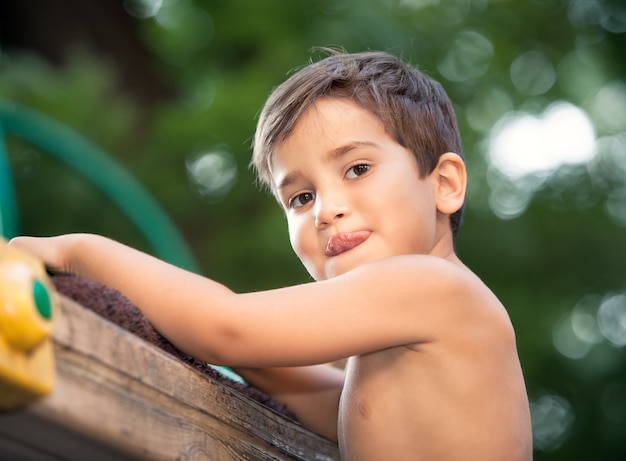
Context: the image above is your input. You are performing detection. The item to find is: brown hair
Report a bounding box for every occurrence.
[252,50,465,238]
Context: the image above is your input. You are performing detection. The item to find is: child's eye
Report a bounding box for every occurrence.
[289,192,315,209]
[346,164,370,179]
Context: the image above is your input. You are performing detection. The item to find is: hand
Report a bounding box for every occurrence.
[8,234,85,275]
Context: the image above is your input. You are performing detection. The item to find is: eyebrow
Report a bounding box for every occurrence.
[275,172,299,192]
[275,141,379,191]
[324,141,377,161]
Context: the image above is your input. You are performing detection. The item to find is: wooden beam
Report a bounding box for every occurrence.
[0,296,340,460]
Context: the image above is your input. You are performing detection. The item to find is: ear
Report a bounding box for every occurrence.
[433,152,466,215]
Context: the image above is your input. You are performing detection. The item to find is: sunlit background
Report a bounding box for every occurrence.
[1,0,625,459]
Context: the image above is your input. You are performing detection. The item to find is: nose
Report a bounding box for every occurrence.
[314,192,348,229]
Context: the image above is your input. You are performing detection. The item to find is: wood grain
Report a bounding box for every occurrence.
[0,296,340,461]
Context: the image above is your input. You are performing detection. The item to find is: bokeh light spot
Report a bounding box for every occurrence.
[553,312,592,359]
[553,295,603,359]
[488,102,596,179]
[486,172,535,219]
[438,30,493,82]
[530,394,575,452]
[571,295,603,345]
[589,133,626,190]
[510,50,556,96]
[466,86,513,133]
[588,81,626,135]
[597,292,626,346]
[124,0,163,19]
[186,150,238,199]
[605,186,626,228]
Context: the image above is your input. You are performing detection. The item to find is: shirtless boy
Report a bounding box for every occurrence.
[10,51,533,460]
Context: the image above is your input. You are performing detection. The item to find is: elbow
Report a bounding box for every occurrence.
[180,290,254,367]
[194,323,244,367]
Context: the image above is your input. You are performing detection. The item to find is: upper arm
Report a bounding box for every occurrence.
[193,255,480,367]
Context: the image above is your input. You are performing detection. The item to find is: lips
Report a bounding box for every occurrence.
[325,231,371,257]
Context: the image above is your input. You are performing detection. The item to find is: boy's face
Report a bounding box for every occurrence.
[270,97,447,281]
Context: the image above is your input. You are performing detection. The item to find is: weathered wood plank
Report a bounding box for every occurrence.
[0,296,340,461]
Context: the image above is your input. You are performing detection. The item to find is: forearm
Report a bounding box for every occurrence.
[69,236,344,439]
[11,234,235,362]
[234,364,343,440]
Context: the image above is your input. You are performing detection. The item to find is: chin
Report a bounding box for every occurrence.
[309,248,386,281]
[322,257,367,280]
[307,264,341,281]
[302,263,326,282]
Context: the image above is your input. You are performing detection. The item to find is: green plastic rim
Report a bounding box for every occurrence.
[33,279,52,320]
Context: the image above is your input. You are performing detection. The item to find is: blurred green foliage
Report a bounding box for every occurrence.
[1,0,625,459]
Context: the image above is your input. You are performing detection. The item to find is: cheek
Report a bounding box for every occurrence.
[287,218,307,259]
[287,218,323,279]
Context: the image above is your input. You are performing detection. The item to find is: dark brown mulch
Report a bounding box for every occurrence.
[51,274,295,420]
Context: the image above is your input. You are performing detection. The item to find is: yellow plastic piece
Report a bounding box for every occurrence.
[0,238,58,410]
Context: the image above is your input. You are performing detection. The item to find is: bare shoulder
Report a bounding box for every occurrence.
[351,254,518,349]
[347,254,507,323]
[352,253,495,298]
